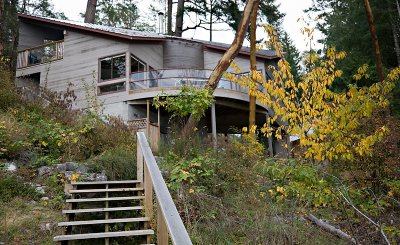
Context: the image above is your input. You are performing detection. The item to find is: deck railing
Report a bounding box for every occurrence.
[130,68,253,93]
[137,132,192,245]
[17,40,64,69]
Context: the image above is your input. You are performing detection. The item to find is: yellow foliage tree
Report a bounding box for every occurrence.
[226,25,399,161]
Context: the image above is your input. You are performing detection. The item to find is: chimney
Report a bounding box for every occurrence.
[158,12,165,34]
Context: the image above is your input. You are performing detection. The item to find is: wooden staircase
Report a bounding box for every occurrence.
[54,180,155,244]
[54,132,192,245]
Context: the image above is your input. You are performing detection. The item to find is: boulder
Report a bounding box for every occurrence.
[38,166,54,176]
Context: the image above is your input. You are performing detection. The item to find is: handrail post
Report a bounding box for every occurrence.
[137,141,144,187]
[144,164,153,219]
[157,207,168,245]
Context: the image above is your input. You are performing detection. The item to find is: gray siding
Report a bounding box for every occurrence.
[129,43,163,70]
[18,22,63,50]
[163,40,204,69]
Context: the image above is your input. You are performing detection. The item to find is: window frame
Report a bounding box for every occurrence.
[99,54,127,82]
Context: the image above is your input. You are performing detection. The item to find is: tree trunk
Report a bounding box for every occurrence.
[362,0,385,82]
[205,0,258,90]
[84,0,97,23]
[392,21,400,66]
[0,0,4,55]
[167,0,173,35]
[249,0,259,134]
[175,0,185,37]
[183,0,258,134]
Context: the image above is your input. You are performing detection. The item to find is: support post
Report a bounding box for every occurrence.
[144,164,153,219]
[137,142,144,186]
[147,100,150,137]
[211,102,217,149]
[157,206,169,245]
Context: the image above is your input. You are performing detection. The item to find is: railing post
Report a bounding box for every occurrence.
[137,141,144,186]
[157,206,168,245]
[144,164,153,218]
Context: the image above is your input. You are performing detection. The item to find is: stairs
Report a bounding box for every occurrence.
[54,180,154,244]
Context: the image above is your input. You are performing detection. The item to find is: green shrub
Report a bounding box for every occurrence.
[0,112,29,158]
[0,69,20,110]
[0,173,42,202]
[92,144,136,180]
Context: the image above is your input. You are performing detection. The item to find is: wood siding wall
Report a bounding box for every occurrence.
[18,22,64,51]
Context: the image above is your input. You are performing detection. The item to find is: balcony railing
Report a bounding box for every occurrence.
[17,40,64,69]
[129,68,252,93]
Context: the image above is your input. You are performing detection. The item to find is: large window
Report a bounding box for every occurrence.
[131,55,146,81]
[100,55,126,81]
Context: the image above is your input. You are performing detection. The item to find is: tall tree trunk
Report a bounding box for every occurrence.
[84,0,97,23]
[175,0,185,37]
[167,0,173,34]
[183,0,258,134]
[0,0,4,55]
[249,0,259,134]
[392,21,400,66]
[362,0,385,82]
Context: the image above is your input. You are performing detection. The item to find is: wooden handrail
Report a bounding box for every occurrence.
[137,132,192,245]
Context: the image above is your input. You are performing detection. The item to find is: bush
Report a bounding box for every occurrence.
[0,69,20,110]
[0,173,42,202]
[91,144,136,180]
[0,112,29,159]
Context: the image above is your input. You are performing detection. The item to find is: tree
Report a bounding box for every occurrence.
[228,25,399,161]
[19,0,67,19]
[183,0,258,133]
[1,0,18,75]
[363,0,385,82]
[84,0,97,23]
[248,0,259,133]
[281,32,301,82]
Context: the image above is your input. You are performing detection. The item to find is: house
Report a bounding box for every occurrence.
[15,13,288,156]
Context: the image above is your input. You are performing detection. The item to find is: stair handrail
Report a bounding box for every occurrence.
[137,132,192,245]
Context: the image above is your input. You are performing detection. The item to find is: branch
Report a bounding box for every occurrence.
[306,213,356,244]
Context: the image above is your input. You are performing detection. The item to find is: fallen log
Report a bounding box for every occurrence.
[306,213,356,244]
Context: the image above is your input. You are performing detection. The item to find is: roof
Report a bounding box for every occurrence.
[18,13,278,59]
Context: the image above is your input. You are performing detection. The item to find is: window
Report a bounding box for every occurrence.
[130,55,146,81]
[99,82,125,94]
[100,55,126,81]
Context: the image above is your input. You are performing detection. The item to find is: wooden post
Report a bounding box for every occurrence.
[126,51,131,91]
[157,206,169,245]
[137,142,144,186]
[211,102,217,149]
[105,184,109,245]
[147,100,150,137]
[144,164,153,219]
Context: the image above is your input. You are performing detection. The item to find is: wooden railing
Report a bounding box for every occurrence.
[136,132,192,245]
[17,40,64,69]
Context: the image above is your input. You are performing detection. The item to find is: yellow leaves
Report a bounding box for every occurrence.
[353,64,370,81]
[41,141,48,147]
[69,172,80,182]
[189,188,195,194]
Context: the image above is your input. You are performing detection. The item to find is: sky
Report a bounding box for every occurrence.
[51,0,322,53]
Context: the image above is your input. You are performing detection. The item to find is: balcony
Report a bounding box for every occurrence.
[129,69,254,94]
[17,40,64,69]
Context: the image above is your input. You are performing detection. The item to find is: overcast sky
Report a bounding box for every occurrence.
[51,0,322,52]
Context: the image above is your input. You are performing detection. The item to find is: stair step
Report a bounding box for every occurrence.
[63,206,144,214]
[66,196,144,203]
[58,217,150,226]
[53,229,154,241]
[69,187,143,194]
[71,180,141,185]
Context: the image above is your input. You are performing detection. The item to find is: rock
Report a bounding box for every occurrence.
[35,185,45,195]
[76,164,88,174]
[4,162,17,172]
[41,196,49,201]
[55,163,67,172]
[64,162,78,171]
[95,172,107,181]
[38,166,54,176]
[40,223,55,231]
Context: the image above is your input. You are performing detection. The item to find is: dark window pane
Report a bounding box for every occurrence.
[112,56,126,79]
[99,82,125,94]
[138,61,145,72]
[131,56,139,73]
[100,58,112,80]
